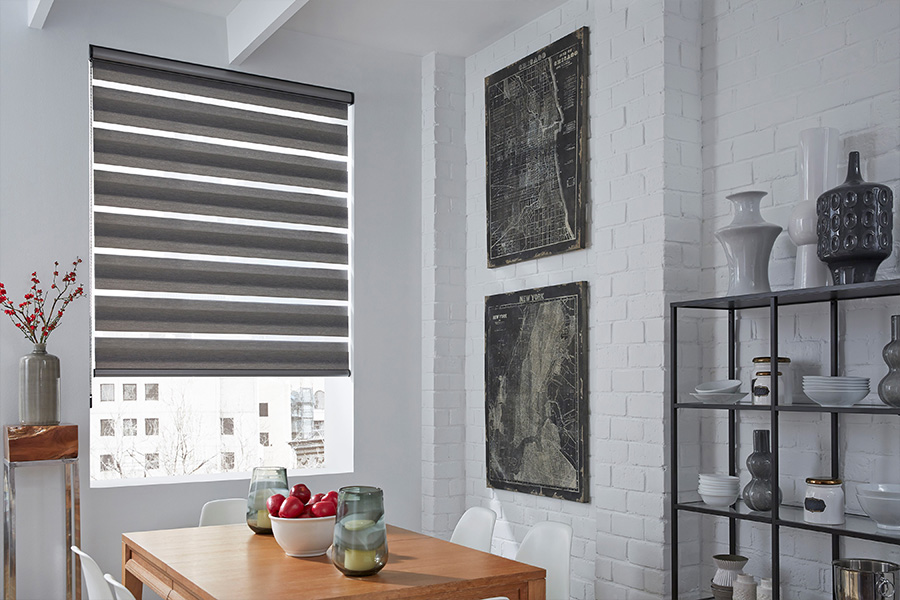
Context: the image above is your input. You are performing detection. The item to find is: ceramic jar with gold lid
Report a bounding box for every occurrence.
[752,356,793,404]
[804,477,845,525]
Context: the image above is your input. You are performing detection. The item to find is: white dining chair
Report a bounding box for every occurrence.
[198,498,247,526]
[450,506,497,553]
[514,521,573,600]
[71,546,114,600]
[104,574,137,600]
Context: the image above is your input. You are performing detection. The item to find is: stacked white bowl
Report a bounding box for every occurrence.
[856,484,900,530]
[802,376,869,407]
[699,474,740,508]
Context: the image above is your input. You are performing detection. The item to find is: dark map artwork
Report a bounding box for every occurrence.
[485,27,588,268]
[484,282,588,502]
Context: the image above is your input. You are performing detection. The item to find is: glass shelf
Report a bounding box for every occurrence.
[672,279,900,311]
[675,399,900,415]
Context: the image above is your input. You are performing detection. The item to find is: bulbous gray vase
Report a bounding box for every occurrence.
[878,315,900,408]
[18,343,61,425]
[743,429,781,512]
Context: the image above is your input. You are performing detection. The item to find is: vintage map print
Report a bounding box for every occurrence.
[484,282,588,502]
[485,27,588,268]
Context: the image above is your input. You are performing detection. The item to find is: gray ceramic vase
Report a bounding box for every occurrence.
[878,315,900,408]
[743,429,781,512]
[816,151,894,285]
[18,343,61,425]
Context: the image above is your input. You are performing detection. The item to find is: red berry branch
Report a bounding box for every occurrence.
[0,258,85,345]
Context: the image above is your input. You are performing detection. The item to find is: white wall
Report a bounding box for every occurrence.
[0,1,422,598]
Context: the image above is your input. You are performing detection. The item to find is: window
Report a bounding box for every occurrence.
[123,418,138,436]
[146,453,159,470]
[145,418,159,436]
[260,432,269,447]
[100,419,115,436]
[100,454,115,472]
[221,452,235,471]
[89,47,354,485]
[100,384,115,402]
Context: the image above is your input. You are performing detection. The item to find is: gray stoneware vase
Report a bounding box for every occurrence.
[816,151,894,285]
[879,315,900,408]
[716,191,782,296]
[743,429,781,512]
[18,343,61,425]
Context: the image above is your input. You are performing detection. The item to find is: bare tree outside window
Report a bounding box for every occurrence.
[123,418,138,436]
[260,432,269,446]
[221,452,235,471]
[145,383,159,401]
[100,454,115,471]
[146,453,159,470]
[100,384,115,402]
[123,384,137,401]
[145,418,159,436]
[100,419,115,437]
[220,417,234,436]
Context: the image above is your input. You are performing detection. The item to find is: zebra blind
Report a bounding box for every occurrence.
[90,47,353,377]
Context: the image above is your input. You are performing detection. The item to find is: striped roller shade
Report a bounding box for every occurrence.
[90,47,353,377]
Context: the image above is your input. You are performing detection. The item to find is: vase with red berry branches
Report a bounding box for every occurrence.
[0,258,85,425]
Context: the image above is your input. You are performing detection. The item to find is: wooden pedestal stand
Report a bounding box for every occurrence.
[3,424,81,600]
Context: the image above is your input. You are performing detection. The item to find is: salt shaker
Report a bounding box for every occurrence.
[733,574,757,600]
[757,577,773,600]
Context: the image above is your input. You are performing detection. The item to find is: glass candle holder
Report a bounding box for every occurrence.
[246,466,289,534]
[332,486,388,576]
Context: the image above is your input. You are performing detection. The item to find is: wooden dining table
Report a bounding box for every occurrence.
[122,523,545,600]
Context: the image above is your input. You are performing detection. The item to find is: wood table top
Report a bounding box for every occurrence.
[123,523,545,600]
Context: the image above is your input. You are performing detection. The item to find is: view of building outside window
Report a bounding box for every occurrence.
[90,378,327,481]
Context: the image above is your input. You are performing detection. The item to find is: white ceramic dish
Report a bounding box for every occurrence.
[857,484,900,498]
[689,392,748,404]
[696,379,742,394]
[803,388,869,406]
[700,492,739,508]
[802,384,869,389]
[270,514,336,557]
[699,474,740,482]
[856,491,900,530]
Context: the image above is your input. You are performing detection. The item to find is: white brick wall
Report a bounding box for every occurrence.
[421,52,468,538]
[693,1,900,598]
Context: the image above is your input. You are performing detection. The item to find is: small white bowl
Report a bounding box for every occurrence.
[270,515,336,557]
[803,388,869,407]
[700,491,739,508]
[857,491,900,530]
[699,474,740,482]
[696,380,742,394]
[857,484,900,499]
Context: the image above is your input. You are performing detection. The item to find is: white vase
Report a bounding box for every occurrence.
[716,191,783,296]
[789,127,839,288]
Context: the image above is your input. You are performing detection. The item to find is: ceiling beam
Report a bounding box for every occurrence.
[226,0,309,66]
[27,0,54,29]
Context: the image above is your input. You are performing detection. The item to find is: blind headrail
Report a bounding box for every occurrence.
[90,46,355,106]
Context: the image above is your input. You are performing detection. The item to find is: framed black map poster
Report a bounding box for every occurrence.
[484,281,588,502]
[485,27,588,268]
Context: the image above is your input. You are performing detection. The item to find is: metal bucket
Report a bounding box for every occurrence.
[834,559,899,600]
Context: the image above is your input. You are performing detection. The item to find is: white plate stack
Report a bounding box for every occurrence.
[802,376,870,407]
[699,474,740,508]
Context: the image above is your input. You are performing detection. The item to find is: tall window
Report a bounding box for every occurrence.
[89,47,354,485]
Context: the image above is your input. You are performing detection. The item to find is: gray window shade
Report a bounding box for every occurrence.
[90,47,352,377]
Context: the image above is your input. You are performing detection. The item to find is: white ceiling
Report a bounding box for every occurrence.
[152,0,570,58]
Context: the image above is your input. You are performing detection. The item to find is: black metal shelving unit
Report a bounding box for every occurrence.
[669,279,900,599]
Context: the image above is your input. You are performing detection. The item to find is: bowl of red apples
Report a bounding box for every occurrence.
[267,484,338,557]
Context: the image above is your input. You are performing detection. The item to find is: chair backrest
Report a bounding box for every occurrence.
[103,574,137,600]
[515,521,573,600]
[199,498,247,527]
[450,506,497,553]
[71,546,115,600]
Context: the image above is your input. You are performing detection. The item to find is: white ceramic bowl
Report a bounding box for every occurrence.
[690,392,746,404]
[699,474,740,482]
[857,484,900,499]
[856,491,900,530]
[696,380,742,394]
[699,491,738,508]
[803,388,869,406]
[270,515,336,557]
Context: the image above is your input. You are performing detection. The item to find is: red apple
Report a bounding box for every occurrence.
[278,495,304,518]
[307,492,325,506]
[323,490,338,503]
[290,483,311,505]
[266,493,286,517]
[310,500,337,518]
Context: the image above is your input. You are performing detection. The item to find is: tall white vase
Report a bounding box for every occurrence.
[716,191,783,296]
[789,127,840,288]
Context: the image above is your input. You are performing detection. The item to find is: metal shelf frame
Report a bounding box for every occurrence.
[669,279,900,599]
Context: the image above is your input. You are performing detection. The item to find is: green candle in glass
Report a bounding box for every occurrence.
[332,486,388,576]
[246,466,289,534]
